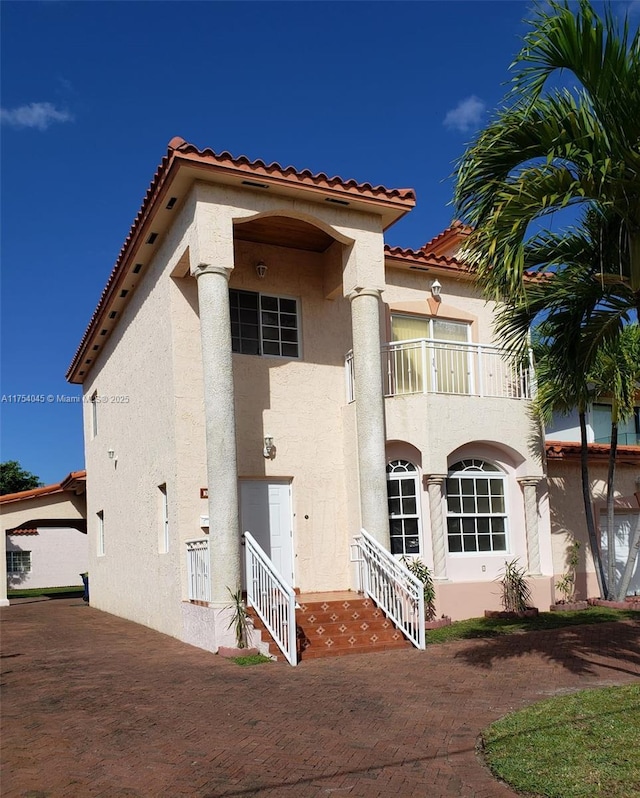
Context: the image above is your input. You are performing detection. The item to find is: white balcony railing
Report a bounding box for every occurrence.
[186,538,211,603]
[244,531,298,666]
[345,339,533,402]
[352,528,425,650]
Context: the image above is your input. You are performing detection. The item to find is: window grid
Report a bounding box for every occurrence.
[230,289,299,358]
[446,459,508,554]
[6,551,31,573]
[387,460,421,556]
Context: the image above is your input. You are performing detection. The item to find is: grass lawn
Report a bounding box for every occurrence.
[426,607,640,644]
[482,683,640,798]
[7,585,84,598]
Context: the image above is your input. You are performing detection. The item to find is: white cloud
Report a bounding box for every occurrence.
[0,102,74,131]
[443,96,486,134]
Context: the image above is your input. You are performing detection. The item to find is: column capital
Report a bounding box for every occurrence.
[194,263,232,281]
[517,476,543,489]
[347,287,383,303]
[424,474,447,487]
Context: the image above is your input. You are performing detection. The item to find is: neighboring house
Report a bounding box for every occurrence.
[1,471,87,603]
[545,405,640,598]
[66,137,555,658]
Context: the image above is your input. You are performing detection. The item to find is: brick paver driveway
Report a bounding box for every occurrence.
[2,598,639,798]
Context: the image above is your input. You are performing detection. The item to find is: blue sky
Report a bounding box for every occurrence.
[0,0,636,485]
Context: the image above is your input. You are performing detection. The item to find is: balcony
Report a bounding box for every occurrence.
[345,338,533,402]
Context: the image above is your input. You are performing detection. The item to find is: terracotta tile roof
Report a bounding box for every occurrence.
[384,244,472,275]
[0,470,86,505]
[67,138,416,383]
[421,220,472,256]
[6,528,38,535]
[168,137,416,203]
[546,441,640,465]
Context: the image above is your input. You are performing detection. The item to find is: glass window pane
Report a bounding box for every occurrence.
[261,295,278,311]
[492,534,506,551]
[448,535,462,553]
[390,537,404,555]
[261,311,278,326]
[490,479,503,496]
[448,496,461,514]
[404,519,419,535]
[491,517,505,534]
[477,496,490,513]
[262,326,279,341]
[478,534,492,551]
[461,479,474,495]
[280,314,297,329]
[447,518,461,535]
[477,517,490,534]
[282,328,297,343]
[263,341,280,355]
[387,480,400,497]
[406,537,420,553]
[446,478,459,495]
[401,479,415,496]
[476,479,489,495]
[462,497,476,514]
[491,496,505,513]
[282,343,298,357]
[390,519,403,535]
[462,517,475,534]
[280,298,296,314]
[402,497,416,514]
[463,535,477,552]
[388,498,401,516]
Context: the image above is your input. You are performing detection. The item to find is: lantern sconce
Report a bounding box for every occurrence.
[430,279,442,302]
[256,261,267,279]
[263,435,275,459]
[108,448,115,460]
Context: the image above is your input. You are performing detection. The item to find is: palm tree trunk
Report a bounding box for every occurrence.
[605,421,618,599]
[579,410,606,597]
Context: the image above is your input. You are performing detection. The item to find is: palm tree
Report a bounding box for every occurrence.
[454,0,640,314]
[496,208,634,599]
[589,323,640,599]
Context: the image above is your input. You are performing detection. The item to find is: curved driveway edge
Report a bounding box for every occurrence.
[2,598,639,797]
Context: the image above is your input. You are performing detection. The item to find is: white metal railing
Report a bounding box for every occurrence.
[186,538,211,603]
[244,531,298,666]
[352,528,425,650]
[345,340,532,402]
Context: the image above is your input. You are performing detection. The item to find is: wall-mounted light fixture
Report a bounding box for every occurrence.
[256,261,267,279]
[108,448,115,460]
[263,435,275,459]
[430,279,442,302]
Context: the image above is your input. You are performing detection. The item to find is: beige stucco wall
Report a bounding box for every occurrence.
[547,458,640,599]
[81,197,191,640]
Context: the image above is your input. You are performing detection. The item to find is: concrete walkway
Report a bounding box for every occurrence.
[2,598,639,798]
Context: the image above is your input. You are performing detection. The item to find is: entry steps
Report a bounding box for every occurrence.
[248,591,412,662]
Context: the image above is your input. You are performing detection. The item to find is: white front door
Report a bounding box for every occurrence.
[240,480,294,585]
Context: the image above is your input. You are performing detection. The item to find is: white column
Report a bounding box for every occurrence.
[349,288,389,548]
[426,474,448,579]
[518,477,542,575]
[0,525,9,606]
[195,263,241,606]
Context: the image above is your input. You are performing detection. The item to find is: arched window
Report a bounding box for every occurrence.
[386,460,421,555]
[446,459,508,553]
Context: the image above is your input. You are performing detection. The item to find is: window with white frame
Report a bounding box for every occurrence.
[97,510,105,556]
[229,289,299,358]
[159,484,169,553]
[446,459,508,553]
[386,460,421,556]
[91,391,98,437]
[6,551,31,573]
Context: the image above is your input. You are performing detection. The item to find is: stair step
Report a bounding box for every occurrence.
[248,594,415,662]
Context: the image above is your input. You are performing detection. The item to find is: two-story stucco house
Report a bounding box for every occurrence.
[67,138,556,662]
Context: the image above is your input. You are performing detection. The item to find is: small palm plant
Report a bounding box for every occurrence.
[556,541,581,603]
[401,556,437,621]
[499,559,532,614]
[226,587,251,649]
